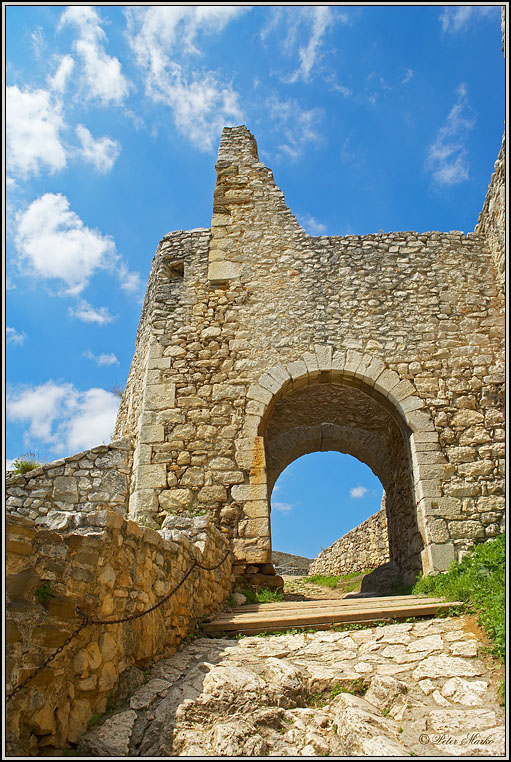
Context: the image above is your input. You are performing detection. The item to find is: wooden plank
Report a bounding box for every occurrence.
[203,601,460,634]
[205,596,452,622]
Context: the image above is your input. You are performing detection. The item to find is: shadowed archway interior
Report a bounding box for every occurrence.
[260,380,424,582]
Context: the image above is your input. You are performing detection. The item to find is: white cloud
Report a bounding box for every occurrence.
[6,86,67,177]
[401,68,414,84]
[69,301,115,325]
[125,6,246,151]
[350,486,368,499]
[15,193,116,294]
[118,263,143,294]
[267,96,323,161]
[440,5,497,34]
[8,381,119,455]
[426,83,475,185]
[83,350,119,366]
[262,7,347,84]
[59,5,130,105]
[289,6,334,83]
[76,125,120,173]
[6,326,26,346]
[298,214,328,236]
[48,54,75,92]
[272,501,294,513]
[15,193,141,296]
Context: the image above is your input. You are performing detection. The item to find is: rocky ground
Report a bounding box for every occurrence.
[76,611,504,757]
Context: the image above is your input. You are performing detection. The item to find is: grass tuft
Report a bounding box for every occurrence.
[239,587,284,604]
[10,452,43,474]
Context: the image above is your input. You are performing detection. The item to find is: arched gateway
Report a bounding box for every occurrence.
[114,126,505,586]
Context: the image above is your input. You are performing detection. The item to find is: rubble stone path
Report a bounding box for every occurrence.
[77,615,504,757]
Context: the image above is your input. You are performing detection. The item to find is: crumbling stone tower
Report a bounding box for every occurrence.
[115,126,505,584]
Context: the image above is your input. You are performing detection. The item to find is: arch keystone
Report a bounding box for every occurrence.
[314,344,333,369]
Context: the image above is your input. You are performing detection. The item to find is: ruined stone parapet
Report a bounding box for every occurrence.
[309,505,390,577]
[6,510,232,755]
[6,437,134,521]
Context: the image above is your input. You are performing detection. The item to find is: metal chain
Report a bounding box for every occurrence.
[7,549,230,701]
[7,618,89,701]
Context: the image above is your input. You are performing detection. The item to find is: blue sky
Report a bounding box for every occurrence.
[5,4,505,555]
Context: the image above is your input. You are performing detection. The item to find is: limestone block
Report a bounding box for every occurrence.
[331,349,347,372]
[286,359,308,383]
[257,373,281,395]
[243,500,269,518]
[302,351,319,374]
[159,489,193,510]
[391,379,417,402]
[451,410,485,428]
[267,364,292,387]
[77,710,138,757]
[373,368,401,396]
[144,383,175,410]
[406,409,436,432]
[242,517,271,538]
[199,486,227,503]
[139,424,165,444]
[129,489,158,516]
[314,344,333,369]
[343,349,364,376]
[421,542,455,574]
[137,464,168,490]
[208,261,242,281]
[53,476,79,503]
[212,384,246,401]
[246,384,272,405]
[231,483,267,502]
[398,395,425,415]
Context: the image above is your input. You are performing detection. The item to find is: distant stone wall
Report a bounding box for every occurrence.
[309,505,390,577]
[6,510,232,756]
[5,438,133,521]
[475,134,506,289]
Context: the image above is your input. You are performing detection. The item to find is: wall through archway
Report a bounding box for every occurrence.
[261,377,421,581]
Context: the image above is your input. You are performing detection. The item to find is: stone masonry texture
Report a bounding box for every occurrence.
[113,125,505,585]
[5,510,231,755]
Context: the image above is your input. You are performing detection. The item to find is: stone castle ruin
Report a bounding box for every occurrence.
[6,118,505,751]
[113,124,505,583]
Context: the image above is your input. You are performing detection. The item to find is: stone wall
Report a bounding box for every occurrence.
[114,125,505,583]
[6,437,134,522]
[475,134,506,288]
[6,510,232,756]
[309,503,390,577]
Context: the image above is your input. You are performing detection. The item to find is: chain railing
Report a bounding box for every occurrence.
[7,550,230,701]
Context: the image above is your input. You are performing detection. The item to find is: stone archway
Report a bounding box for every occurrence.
[234,346,457,582]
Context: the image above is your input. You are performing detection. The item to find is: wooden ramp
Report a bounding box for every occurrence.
[202,595,461,636]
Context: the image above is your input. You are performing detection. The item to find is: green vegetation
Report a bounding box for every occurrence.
[10,452,43,474]
[87,713,102,729]
[304,575,341,589]
[35,582,55,604]
[413,533,505,661]
[306,678,369,708]
[239,587,284,604]
[304,569,375,590]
